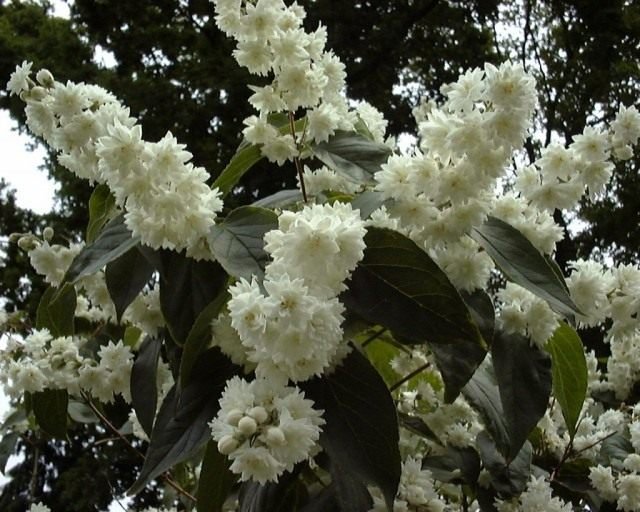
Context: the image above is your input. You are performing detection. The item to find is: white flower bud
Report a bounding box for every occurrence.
[43,227,54,242]
[225,408,244,426]
[265,426,286,445]
[237,416,258,436]
[248,406,268,424]
[217,435,238,455]
[28,86,47,101]
[18,236,36,251]
[36,69,54,88]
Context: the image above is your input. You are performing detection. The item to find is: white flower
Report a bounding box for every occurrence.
[589,465,617,502]
[618,474,640,512]
[7,60,32,96]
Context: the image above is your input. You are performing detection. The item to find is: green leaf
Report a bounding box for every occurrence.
[311,131,391,185]
[180,290,230,388]
[598,432,634,471]
[462,360,510,456]
[157,251,228,345]
[0,432,19,474]
[397,412,439,442]
[208,206,278,281]
[341,227,484,347]
[67,401,99,424]
[461,290,495,346]
[238,464,307,512]
[492,331,552,460]
[32,389,68,439]
[196,440,237,512]
[350,190,388,220]
[545,323,588,439]
[105,246,154,321]
[422,446,481,484]
[65,214,140,284]
[471,216,580,317]
[129,348,239,495]
[429,340,487,404]
[303,348,400,512]
[213,144,263,198]
[476,430,531,496]
[36,283,76,337]
[252,189,303,208]
[86,184,116,243]
[131,336,162,437]
[362,334,401,386]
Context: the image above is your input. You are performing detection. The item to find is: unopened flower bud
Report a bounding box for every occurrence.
[217,435,238,455]
[237,416,257,436]
[225,408,243,426]
[248,406,268,424]
[36,69,54,88]
[43,227,54,241]
[28,86,47,101]
[17,236,35,251]
[265,426,286,445]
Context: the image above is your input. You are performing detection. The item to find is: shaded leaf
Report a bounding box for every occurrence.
[129,348,239,495]
[208,206,278,280]
[422,446,481,484]
[598,432,634,471]
[105,246,154,321]
[471,216,580,316]
[303,348,400,511]
[312,131,391,185]
[342,227,483,346]
[238,464,307,512]
[197,440,237,512]
[492,331,552,460]
[545,323,588,439]
[32,389,68,439]
[398,412,439,442]
[213,144,263,198]
[350,190,388,220]
[86,184,116,243]
[67,401,99,424]
[36,283,76,337]
[252,189,302,208]
[430,340,487,404]
[65,214,140,283]
[131,336,163,437]
[461,290,495,346]
[477,430,531,496]
[0,432,19,474]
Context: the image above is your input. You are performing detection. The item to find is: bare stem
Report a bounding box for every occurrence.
[389,362,431,392]
[361,328,388,348]
[289,110,308,203]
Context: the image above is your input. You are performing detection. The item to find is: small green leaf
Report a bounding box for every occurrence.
[545,323,588,439]
[311,131,391,185]
[36,284,76,337]
[213,144,263,198]
[131,336,163,437]
[32,389,68,439]
[105,246,154,321]
[303,348,400,512]
[208,206,278,281]
[129,348,239,495]
[197,440,237,512]
[492,331,552,460]
[471,216,580,316]
[86,184,116,243]
[341,227,483,347]
[65,214,140,284]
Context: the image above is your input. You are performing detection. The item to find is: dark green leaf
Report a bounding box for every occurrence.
[67,401,99,423]
[492,331,552,460]
[131,336,163,437]
[36,283,76,337]
[65,214,140,284]
[303,348,400,511]
[461,290,495,346]
[350,190,389,220]
[105,246,154,321]
[197,440,237,512]
[430,340,487,404]
[129,348,239,495]
[471,216,580,316]
[32,389,68,439]
[398,412,439,442]
[208,206,278,280]
[0,432,19,474]
[86,184,116,243]
[213,144,263,198]
[238,464,307,512]
[545,323,588,439]
[477,430,531,496]
[342,227,484,347]
[329,470,373,512]
[422,446,480,484]
[157,251,228,345]
[462,360,510,456]
[180,290,230,388]
[312,131,391,185]
[252,189,302,209]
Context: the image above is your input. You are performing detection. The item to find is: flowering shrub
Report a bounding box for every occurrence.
[3,0,640,511]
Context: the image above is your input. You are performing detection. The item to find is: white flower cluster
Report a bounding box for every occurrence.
[27,504,177,512]
[496,476,571,512]
[209,376,324,483]
[0,329,133,403]
[369,457,446,512]
[212,0,367,165]
[7,62,224,259]
[227,202,366,383]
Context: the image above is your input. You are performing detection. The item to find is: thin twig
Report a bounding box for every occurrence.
[361,328,388,348]
[288,110,308,203]
[29,443,39,505]
[389,362,431,392]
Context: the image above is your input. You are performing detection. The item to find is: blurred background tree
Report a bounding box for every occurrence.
[0,0,638,509]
